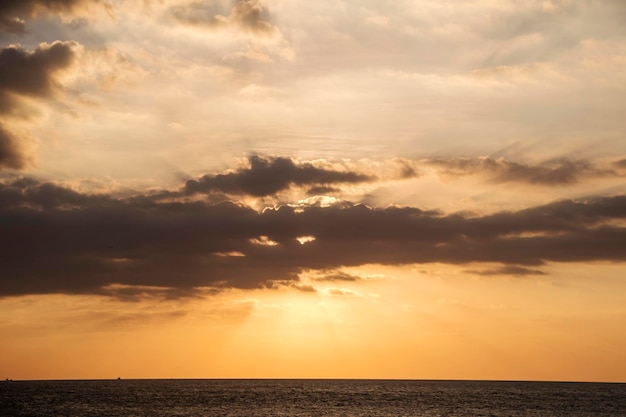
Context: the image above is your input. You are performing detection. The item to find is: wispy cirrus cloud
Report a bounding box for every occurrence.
[425,157,620,185]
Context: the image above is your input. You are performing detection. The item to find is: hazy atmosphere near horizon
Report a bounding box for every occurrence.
[1,0,625,382]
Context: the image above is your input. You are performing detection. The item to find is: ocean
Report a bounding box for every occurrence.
[1,379,624,416]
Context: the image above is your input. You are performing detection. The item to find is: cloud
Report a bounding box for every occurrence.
[306,270,362,282]
[170,0,277,35]
[0,41,76,170]
[0,123,30,169]
[426,157,616,185]
[0,16,25,34]
[291,283,316,293]
[0,0,94,33]
[183,155,375,197]
[465,266,547,277]
[307,185,339,195]
[98,284,207,302]
[1,176,625,298]
[326,288,358,297]
[169,1,229,29]
[0,0,83,15]
[0,42,76,110]
[230,0,275,35]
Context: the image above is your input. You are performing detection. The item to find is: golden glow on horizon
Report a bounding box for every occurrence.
[1,263,624,382]
[1,0,625,384]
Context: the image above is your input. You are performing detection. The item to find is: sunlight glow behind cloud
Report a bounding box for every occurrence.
[0,0,625,382]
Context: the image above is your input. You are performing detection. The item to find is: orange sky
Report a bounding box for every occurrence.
[1,0,625,382]
[2,263,625,381]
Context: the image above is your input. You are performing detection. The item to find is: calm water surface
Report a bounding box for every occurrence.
[1,379,624,416]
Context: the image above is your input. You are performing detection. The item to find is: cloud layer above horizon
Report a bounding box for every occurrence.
[2,154,625,299]
[0,0,625,301]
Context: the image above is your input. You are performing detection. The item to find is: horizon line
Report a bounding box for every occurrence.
[4,377,625,384]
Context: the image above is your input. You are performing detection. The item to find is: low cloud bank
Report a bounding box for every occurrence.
[1,176,624,298]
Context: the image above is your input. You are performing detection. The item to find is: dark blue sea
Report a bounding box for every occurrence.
[1,379,624,416]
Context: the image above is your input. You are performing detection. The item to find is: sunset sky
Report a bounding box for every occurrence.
[1,0,625,382]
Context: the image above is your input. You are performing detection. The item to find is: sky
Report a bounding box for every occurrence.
[0,0,625,382]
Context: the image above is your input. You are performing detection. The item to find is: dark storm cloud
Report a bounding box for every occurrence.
[427,157,615,185]
[170,0,277,35]
[0,41,76,169]
[184,155,374,197]
[1,177,625,298]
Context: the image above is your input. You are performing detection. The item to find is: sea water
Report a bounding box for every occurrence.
[1,379,624,416]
